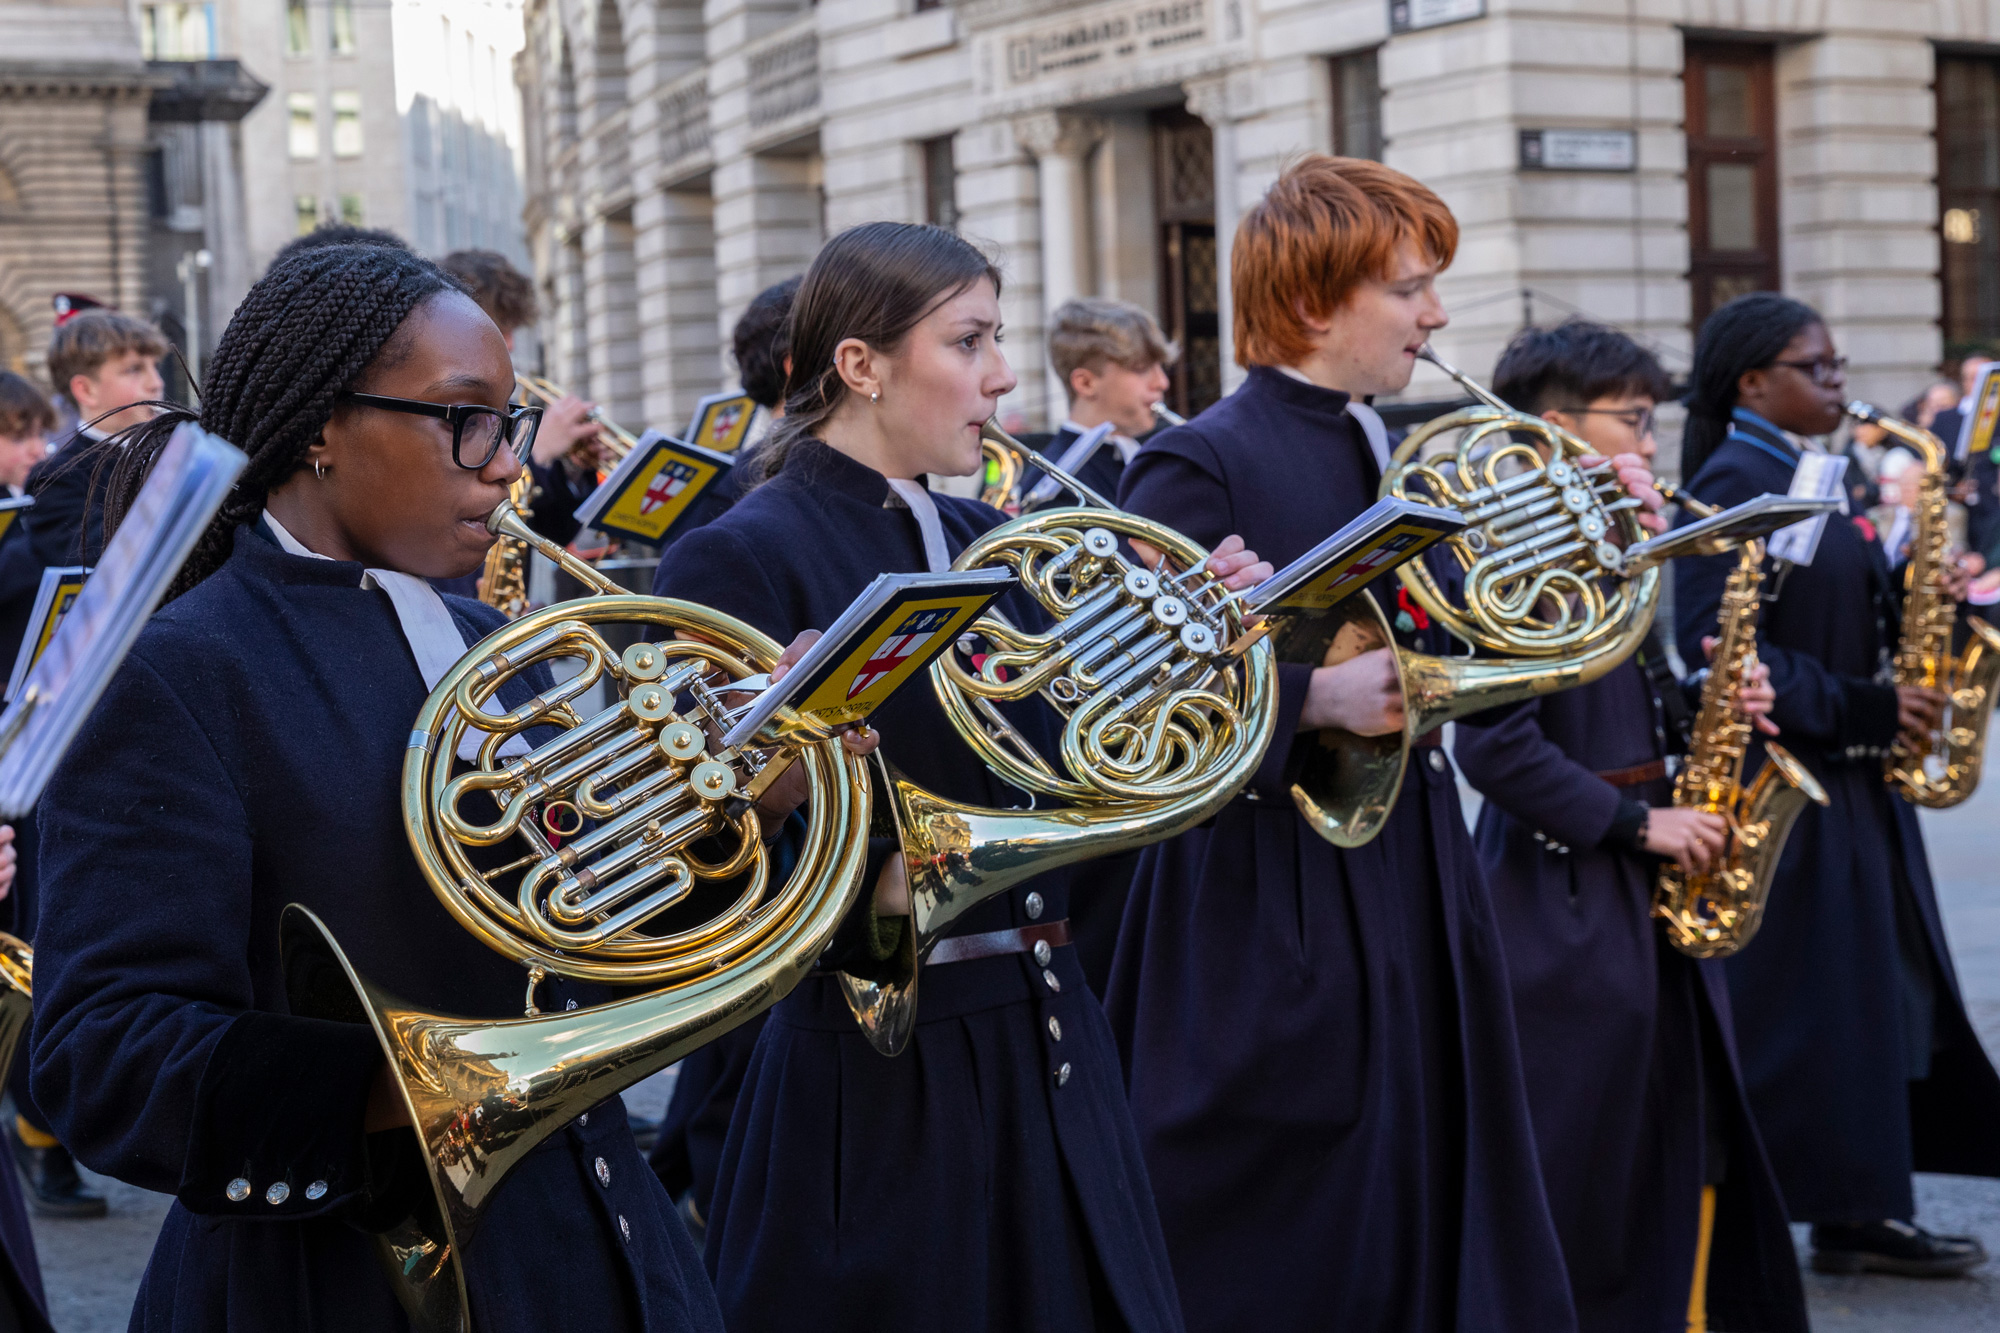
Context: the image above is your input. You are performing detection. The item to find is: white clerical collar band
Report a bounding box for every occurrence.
[1063,420,1141,465]
[263,510,525,760]
[884,478,953,574]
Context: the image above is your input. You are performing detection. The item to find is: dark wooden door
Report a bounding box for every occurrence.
[1938,54,2000,353]
[1685,42,1780,328]
[1152,107,1221,417]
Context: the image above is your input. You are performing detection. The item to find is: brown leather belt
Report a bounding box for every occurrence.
[928,920,1071,966]
[1597,759,1668,787]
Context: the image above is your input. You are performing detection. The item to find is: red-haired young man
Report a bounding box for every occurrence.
[1108,156,1659,1333]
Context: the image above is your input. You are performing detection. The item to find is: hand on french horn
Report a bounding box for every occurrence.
[532,393,608,470]
[1583,451,1668,534]
[1124,533,1274,592]
[1301,648,1406,737]
[738,631,909,919]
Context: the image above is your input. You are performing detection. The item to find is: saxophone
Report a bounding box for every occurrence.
[476,470,536,617]
[1846,401,2000,807]
[1654,536,1829,958]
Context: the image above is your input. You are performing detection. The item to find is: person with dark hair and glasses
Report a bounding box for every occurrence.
[1454,320,1806,1333]
[25,242,733,1330]
[1675,293,2000,1280]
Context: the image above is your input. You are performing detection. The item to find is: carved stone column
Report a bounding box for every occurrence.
[1014,110,1106,414]
[1184,75,1244,386]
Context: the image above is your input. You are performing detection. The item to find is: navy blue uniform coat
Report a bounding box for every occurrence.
[1674,417,2000,1222]
[1107,367,1574,1333]
[1453,659,1808,1332]
[29,528,723,1332]
[651,438,1184,1333]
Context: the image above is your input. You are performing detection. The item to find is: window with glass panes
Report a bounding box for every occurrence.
[1330,49,1383,161]
[141,4,217,61]
[1938,54,2000,351]
[288,93,318,160]
[922,136,958,231]
[1684,42,1779,327]
[331,0,357,55]
[286,0,310,57]
[332,91,364,157]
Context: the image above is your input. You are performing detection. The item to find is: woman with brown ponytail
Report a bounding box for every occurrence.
[26,243,727,1331]
[652,220,1268,1333]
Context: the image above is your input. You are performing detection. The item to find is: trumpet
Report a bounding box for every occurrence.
[1282,345,1663,846]
[285,453,1274,1327]
[514,374,642,465]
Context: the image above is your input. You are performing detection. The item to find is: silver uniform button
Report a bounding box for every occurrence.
[1024,891,1044,920]
[618,1214,631,1242]
[1048,1016,1063,1041]
[1427,749,1447,773]
[265,1182,291,1206]
[1043,968,1061,992]
[578,1112,589,1126]
[565,998,579,1011]
[305,1181,328,1201]
[225,1178,251,1203]
[1033,939,1052,966]
[595,1156,611,1186]
[1054,1062,1072,1087]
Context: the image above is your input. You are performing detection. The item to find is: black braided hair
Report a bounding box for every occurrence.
[1681,293,1822,483]
[90,243,459,599]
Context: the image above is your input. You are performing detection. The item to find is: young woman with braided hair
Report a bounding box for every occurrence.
[25,243,728,1331]
[1672,293,2000,1279]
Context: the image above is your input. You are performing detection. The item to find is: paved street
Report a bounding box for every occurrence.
[23,780,2000,1330]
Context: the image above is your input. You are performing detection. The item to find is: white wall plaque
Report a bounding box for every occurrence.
[1390,0,1485,34]
[1519,128,1637,172]
[973,0,1249,115]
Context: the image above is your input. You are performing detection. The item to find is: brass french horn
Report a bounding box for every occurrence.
[842,424,1276,1051]
[283,510,875,1332]
[287,446,1275,1328]
[1283,347,1662,846]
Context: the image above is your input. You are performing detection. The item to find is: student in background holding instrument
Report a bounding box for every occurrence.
[1673,293,2000,1279]
[27,242,727,1331]
[1106,154,1635,1333]
[0,374,53,1331]
[1020,298,1174,503]
[1452,321,1806,1333]
[652,220,1268,1333]
[8,314,165,1224]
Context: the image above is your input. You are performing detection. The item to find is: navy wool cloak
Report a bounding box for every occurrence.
[1674,416,2000,1222]
[1106,366,1574,1333]
[651,438,1184,1333]
[1453,656,1807,1332]
[29,527,723,1332]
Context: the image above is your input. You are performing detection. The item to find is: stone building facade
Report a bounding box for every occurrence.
[0,1,160,380]
[518,0,2000,444]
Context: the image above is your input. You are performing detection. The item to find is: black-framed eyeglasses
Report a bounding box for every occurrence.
[1561,405,1657,436]
[1772,356,1849,387]
[337,391,543,470]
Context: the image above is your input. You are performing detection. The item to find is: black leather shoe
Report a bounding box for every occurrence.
[1811,1220,1988,1276]
[9,1123,107,1219]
